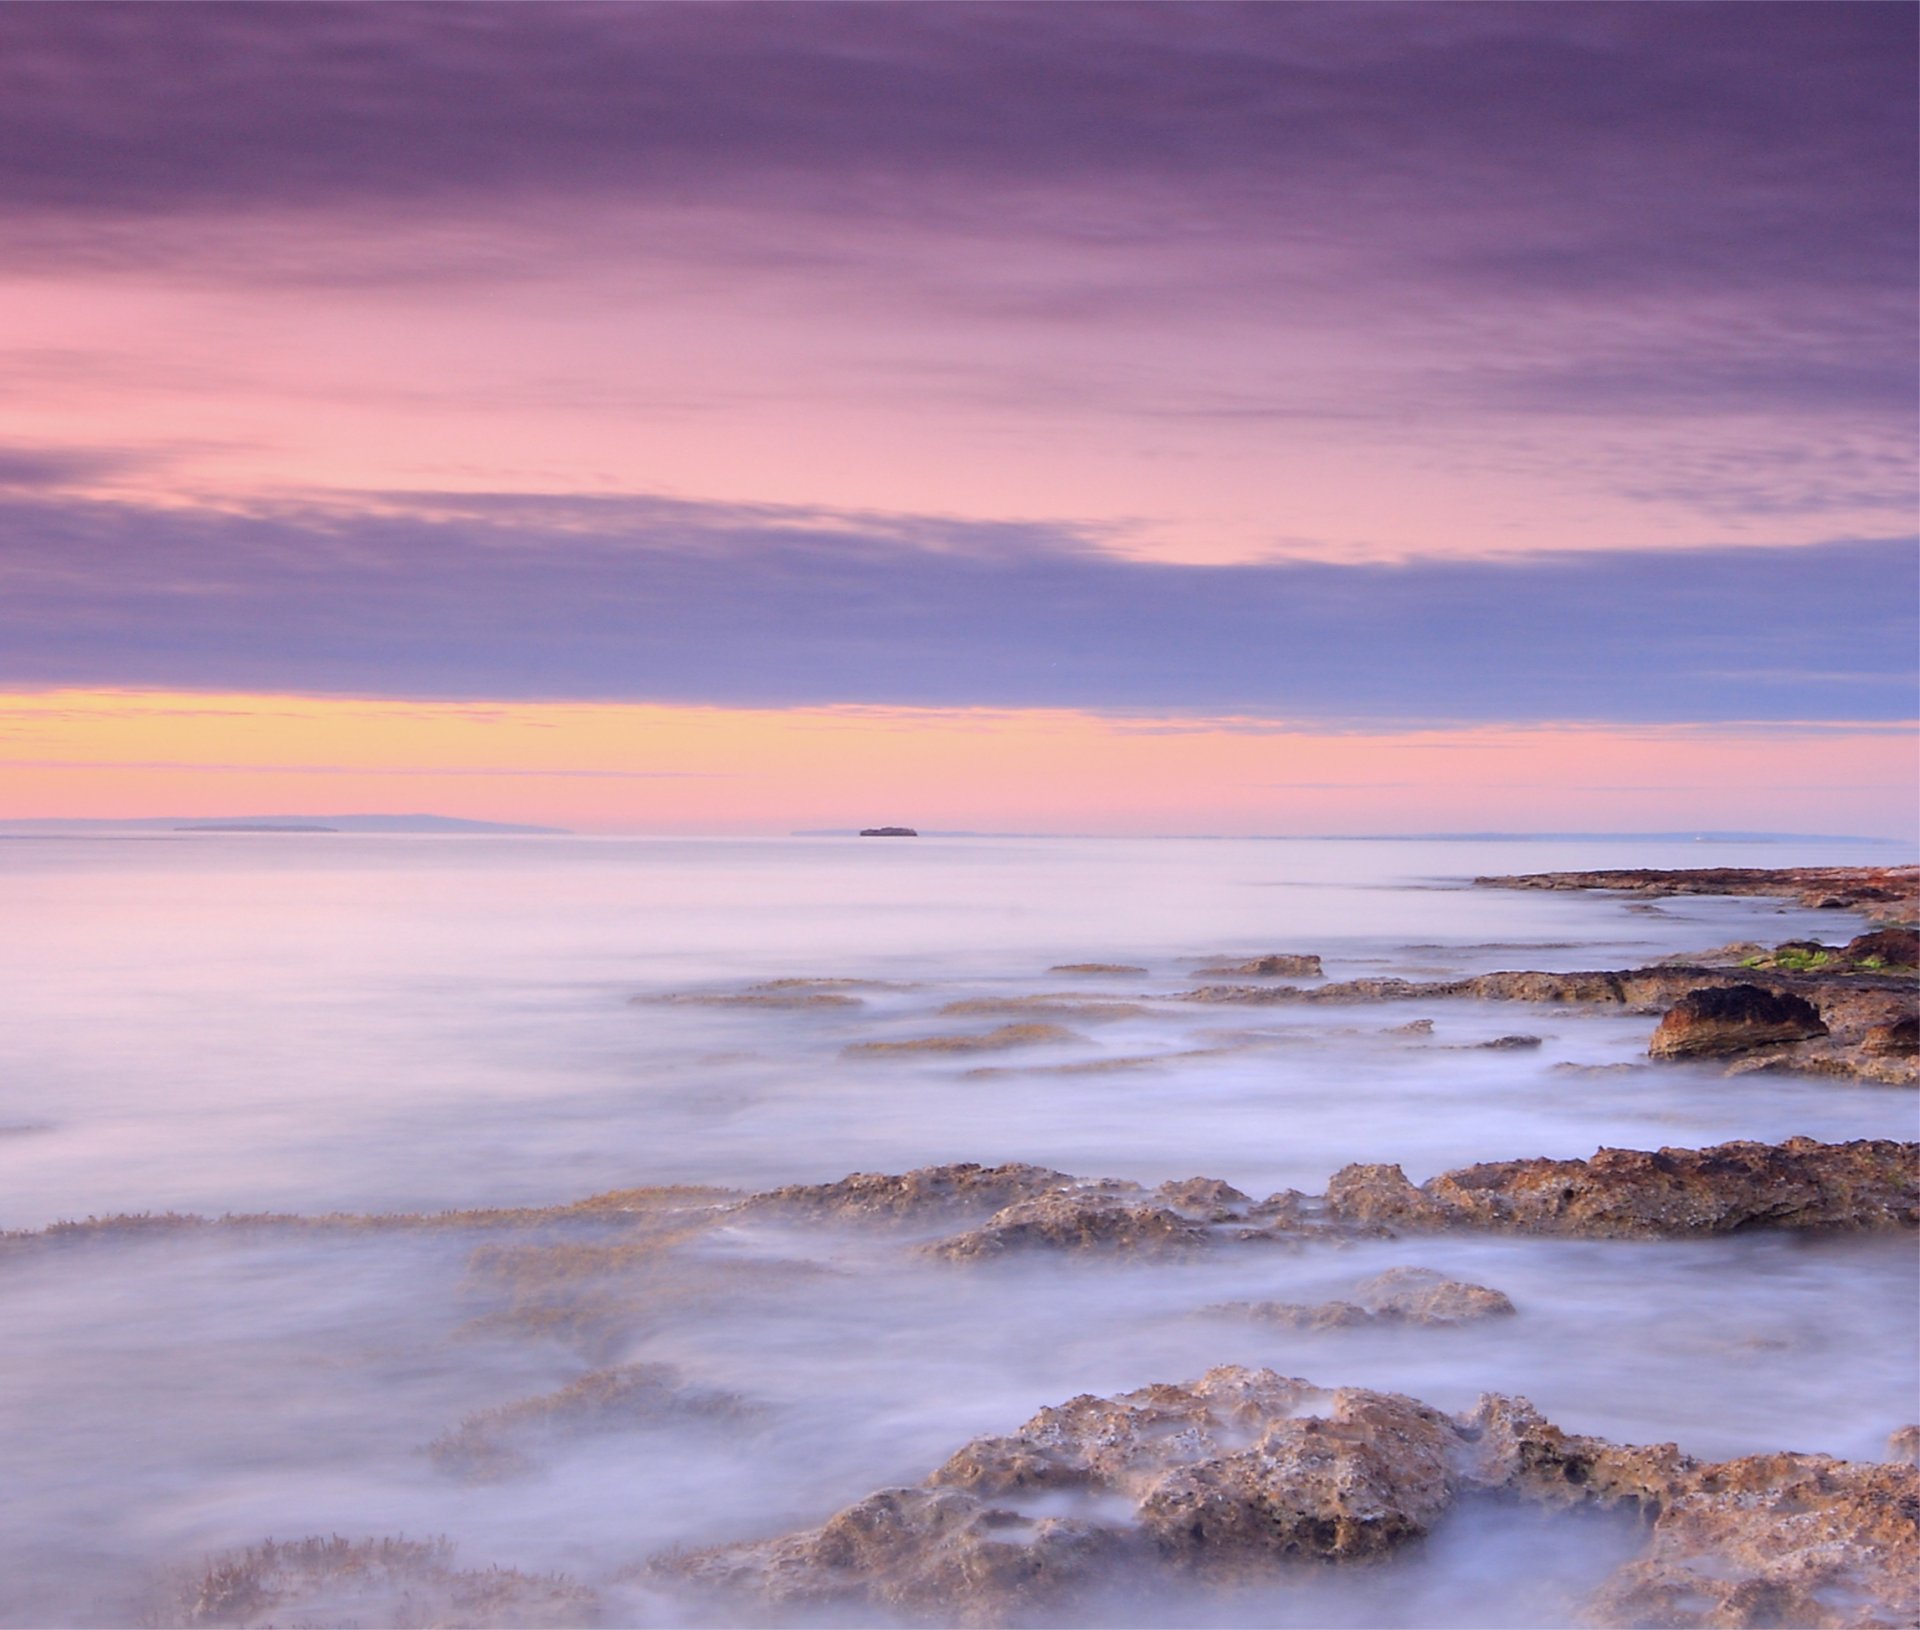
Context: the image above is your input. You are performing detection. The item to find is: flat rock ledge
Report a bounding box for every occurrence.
[657,1365,1919,1629]
[873,1139,1918,1257]
[1474,865,1920,925]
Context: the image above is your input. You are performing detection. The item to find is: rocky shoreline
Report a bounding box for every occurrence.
[21,863,1920,1628]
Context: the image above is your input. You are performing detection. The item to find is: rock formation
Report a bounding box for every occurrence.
[1648,984,1829,1059]
[659,1367,1920,1629]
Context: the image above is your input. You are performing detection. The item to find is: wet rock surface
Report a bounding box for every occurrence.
[660,1367,1920,1629]
[1649,983,1830,1059]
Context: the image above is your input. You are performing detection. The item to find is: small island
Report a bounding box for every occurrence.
[858,826,918,838]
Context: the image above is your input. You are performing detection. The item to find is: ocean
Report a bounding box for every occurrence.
[2,833,1914,1625]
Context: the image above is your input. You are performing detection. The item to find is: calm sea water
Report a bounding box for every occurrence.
[1,834,1914,1626]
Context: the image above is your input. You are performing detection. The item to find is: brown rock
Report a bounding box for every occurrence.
[658,1368,1920,1629]
[1195,953,1325,979]
[1325,1137,1918,1238]
[1587,1454,1920,1629]
[1864,1015,1920,1056]
[1154,1176,1252,1217]
[1648,984,1829,1059]
[1048,962,1147,975]
[1843,927,1920,969]
[1888,1426,1920,1464]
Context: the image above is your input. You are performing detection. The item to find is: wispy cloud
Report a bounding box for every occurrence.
[2,488,1910,724]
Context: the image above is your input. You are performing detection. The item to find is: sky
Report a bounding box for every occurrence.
[3,2,1915,836]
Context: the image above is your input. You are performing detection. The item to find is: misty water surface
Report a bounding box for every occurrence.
[1,835,1914,1626]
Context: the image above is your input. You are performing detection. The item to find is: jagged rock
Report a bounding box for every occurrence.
[1195,953,1324,979]
[1586,1454,1920,1629]
[1466,1034,1543,1050]
[1649,984,1829,1059]
[1388,1018,1435,1035]
[736,1162,1072,1222]
[1889,1426,1920,1464]
[659,1367,1920,1628]
[1154,1176,1252,1217]
[1324,1137,1918,1238]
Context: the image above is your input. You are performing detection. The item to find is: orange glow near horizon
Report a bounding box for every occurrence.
[1,689,1913,840]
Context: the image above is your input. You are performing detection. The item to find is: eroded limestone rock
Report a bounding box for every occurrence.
[659,1367,1920,1629]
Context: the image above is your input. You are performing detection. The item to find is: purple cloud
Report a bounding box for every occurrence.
[2,488,1911,722]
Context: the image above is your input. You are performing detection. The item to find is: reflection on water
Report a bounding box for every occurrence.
[0,835,1913,1625]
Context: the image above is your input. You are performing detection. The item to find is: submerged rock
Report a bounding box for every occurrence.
[156,1535,597,1628]
[660,1367,1920,1628]
[937,996,1146,1022]
[1048,962,1148,976]
[426,1362,750,1481]
[844,1023,1087,1056]
[1214,1266,1516,1329]
[1649,984,1829,1059]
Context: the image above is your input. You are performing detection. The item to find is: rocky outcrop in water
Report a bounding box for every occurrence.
[660,1366,1920,1629]
[1194,952,1324,978]
[1322,1136,1916,1238]
[1211,1266,1516,1328]
[1648,984,1829,1058]
[1475,865,1920,925]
